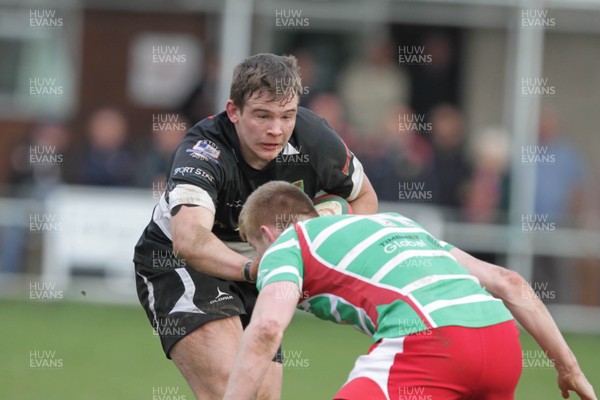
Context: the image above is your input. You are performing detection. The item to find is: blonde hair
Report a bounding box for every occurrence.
[238,181,318,242]
[230,54,303,112]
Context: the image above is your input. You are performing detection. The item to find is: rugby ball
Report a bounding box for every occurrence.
[312,194,353,216]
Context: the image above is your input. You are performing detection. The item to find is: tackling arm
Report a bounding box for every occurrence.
[223,281,299,400]
[171,205,252,281]
[450,247,597,400]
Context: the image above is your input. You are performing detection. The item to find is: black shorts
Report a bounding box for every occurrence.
[135,261,281,360]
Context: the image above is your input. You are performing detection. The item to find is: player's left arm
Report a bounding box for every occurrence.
[450,247,597,400]
[223,281,299,400]
[348,174,378,214]
[303,108,378,214]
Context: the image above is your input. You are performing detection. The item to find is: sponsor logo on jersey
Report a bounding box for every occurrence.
[209,287,234,304]
[379,235,427,253]
[186,140,221,163]
[173,166,215,182]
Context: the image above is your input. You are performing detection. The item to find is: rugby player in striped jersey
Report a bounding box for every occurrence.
[223,181,596,400]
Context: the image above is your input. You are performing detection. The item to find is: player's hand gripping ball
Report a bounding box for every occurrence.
[312,194,353,216]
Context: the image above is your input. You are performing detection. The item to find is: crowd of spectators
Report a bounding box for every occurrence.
[1,32,598,304]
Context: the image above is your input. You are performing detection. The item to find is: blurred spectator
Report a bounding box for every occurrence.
[429,104,471,210]
[295,48,319,107]
[307,92,359,150]
[362,104,436,201]
[532,106,595,304]
[410,32,458,116]
[357,128,390,200]
[462,128,510,224]
[338,32,410,136]
[579,165,600,306]
[78,107,136,186]
[137,112,188,187]
[2,120,71,273]
[534,107,589,226]
[8,121,71,190]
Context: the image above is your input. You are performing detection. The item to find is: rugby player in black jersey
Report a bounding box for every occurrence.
[133,53,378,399]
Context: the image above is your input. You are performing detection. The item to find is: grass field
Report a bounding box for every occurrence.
[2,299,599,399]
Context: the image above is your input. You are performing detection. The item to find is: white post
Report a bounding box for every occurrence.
[216,0,255,111]
[506,0,546,281]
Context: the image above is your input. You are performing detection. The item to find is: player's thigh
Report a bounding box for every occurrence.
[170,315,243,372]
[170,316,243,395]
[472,321,522,400]
[171,316,282,400]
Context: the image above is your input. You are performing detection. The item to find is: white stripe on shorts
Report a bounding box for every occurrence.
[137,270,158,325]
[343,336,406,400]
[169,268,206,314]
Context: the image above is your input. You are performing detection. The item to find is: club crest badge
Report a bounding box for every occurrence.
[292,179,305,191]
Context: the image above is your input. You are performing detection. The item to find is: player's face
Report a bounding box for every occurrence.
[227,92,299,170]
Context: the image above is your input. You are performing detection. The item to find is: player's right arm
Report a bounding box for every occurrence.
[165,125,254,282]
[450,247,597,400]
[171,205,251,281]
[224,227,304,399]
[223,281,298,400]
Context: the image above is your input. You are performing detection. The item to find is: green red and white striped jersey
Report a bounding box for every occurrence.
[256,213,513,342]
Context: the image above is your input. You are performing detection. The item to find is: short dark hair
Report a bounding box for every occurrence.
[229,53,303,112]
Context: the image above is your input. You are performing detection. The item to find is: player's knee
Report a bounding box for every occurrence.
[184,364,231,399]
[210,362,235,390]
[253,318,284,345]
